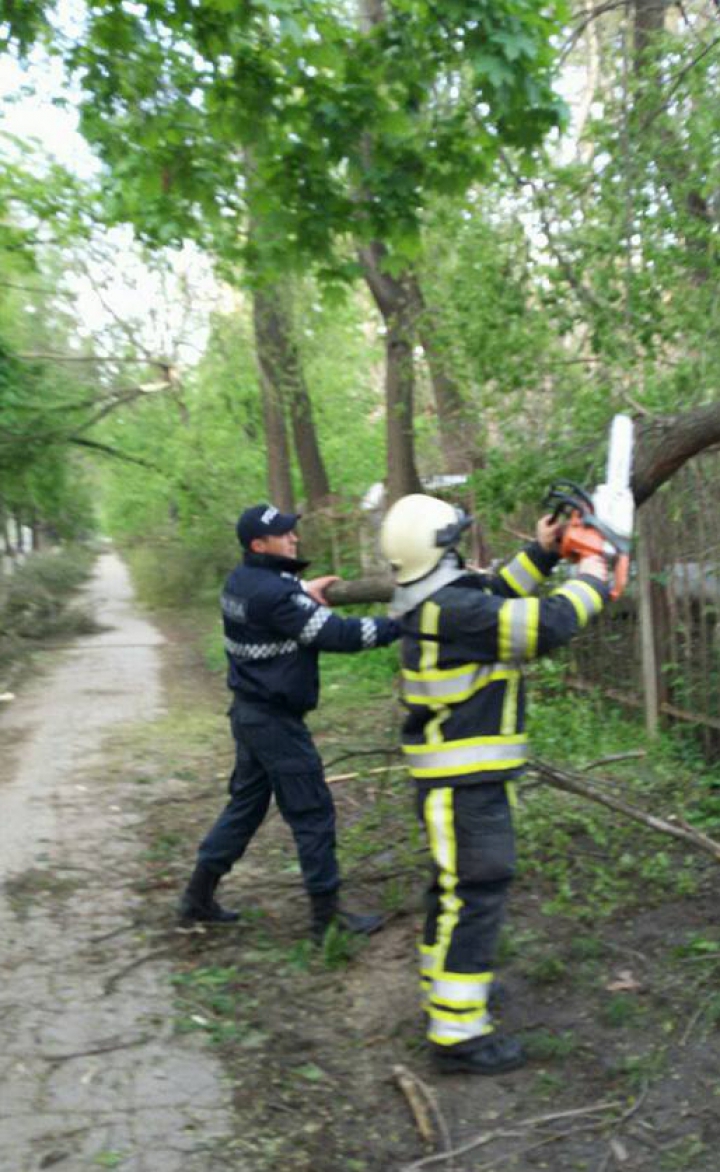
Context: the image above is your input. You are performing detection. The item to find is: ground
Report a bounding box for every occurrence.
[1,552,719,1172]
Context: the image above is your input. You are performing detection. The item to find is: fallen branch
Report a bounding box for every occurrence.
[102,946,175,995]
[580,751,647,772]
[401,1100,623,1171]
[393,1064,436,1147]
[39,1035,151,1063]
[527,759,720,863]
[326,763,406,785]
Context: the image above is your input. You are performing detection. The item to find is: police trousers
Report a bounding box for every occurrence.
[417,780,516,1048]
[198,698,339,896]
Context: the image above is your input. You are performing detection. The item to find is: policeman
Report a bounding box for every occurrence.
[179,503,400,942]
[380,494,609,1075]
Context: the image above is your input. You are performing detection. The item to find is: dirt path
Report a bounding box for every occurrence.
[0,553,236,1172]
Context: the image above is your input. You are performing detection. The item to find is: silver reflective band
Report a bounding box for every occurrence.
[432,974,493,1008]
[224,636,297,661]
[427,1012,493,1045]
[402,664,498,702]
[404,737,527,775]
[361,617,377,647]
[298,607,332,644]
[500,597,539,661]
[500,552,544,596]
[553,579,603,627]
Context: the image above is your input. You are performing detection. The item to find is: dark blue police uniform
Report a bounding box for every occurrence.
[196,548,399,897]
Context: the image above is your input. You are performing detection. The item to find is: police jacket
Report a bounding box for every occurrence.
[222,550,399,715]
[394,543,609,786]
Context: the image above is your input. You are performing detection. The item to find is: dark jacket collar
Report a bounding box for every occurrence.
[243,550,311,575]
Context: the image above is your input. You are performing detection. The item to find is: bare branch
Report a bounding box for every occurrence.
[528,758,720,863]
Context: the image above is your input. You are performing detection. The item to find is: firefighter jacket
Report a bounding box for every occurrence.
[222,550,399,715]
[397,543,609,785]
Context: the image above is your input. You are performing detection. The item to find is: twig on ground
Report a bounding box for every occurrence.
[88,920,143,944]
[102,947,175,995]
[594,1081,651,1170]
[327,764,407,785]
[393,1064,436,1147]
[400,1101,623,1172]
[39,1035,151,1063]
[324,747,402,770]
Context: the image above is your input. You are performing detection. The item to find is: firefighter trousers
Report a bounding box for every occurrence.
[417,780,516,1049]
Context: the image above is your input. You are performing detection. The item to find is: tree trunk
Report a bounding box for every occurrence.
[359,242,423,504]
[252,288,295,511]
[250,285,331,509]
[632,0,668,67]
[406,274,483,478]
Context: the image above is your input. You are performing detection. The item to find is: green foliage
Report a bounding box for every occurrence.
[26,1,567,281]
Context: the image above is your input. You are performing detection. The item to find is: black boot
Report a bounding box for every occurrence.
[178,864,240,924]
[431,1032,526,1076]
[309,891,383,945]
[488,979,507,1014]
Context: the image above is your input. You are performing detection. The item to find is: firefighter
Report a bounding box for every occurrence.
[179,503,400,942]
[380,494,610,1075]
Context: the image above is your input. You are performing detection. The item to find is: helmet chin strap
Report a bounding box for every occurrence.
[389,552,466,618]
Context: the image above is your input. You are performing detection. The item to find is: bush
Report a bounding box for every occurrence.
[0,545,97,682]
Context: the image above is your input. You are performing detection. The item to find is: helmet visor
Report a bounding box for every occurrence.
[435,508,473,549]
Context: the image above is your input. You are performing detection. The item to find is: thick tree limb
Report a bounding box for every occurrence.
[325,575,393,605]
[633,405,720,505]
[528,758,720,863]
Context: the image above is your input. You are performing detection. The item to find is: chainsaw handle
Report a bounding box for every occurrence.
[544,481,594,523]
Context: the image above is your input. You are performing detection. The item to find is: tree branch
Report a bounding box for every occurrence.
[527,758,720,863]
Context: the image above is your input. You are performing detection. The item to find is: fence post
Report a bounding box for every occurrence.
[637,510,659,737]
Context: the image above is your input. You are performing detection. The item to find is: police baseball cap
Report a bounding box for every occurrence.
[236,503,301,548]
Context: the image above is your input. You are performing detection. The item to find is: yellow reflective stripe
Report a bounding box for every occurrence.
[500,671,520,736]
[552,580,604,629]
[402,664,515,706]
[424,789,461,977]
[419,942,439,974]
[425,705,449,745]
[419,601,440,672]
[498,598,540,661]
[499,551,545,596]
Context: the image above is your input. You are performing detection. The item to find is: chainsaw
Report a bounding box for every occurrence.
[544,414,635,600]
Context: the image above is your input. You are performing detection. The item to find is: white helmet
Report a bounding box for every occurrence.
[380,493,472,584]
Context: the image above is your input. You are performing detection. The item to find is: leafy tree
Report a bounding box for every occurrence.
[7,0,568,499]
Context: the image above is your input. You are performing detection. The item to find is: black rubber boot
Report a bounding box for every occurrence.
[488,979,507,1014]
[431,1032,526,1076]
[178,864,240,924]
[309,891,383,945]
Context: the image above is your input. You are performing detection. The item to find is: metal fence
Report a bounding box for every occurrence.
[567,447,720,759]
